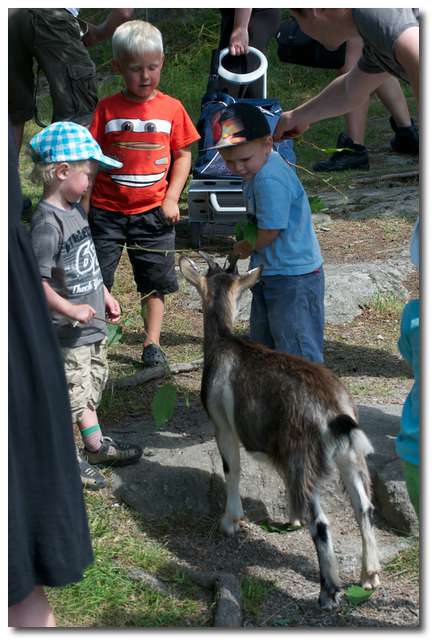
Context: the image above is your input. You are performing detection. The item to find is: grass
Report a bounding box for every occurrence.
[241,576,275,619]
[18,9,419,628]
[384,541,420,579]
[47,492,210,628]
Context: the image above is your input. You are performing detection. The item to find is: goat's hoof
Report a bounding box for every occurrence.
[361,572,380,590]
[319,588,342,610]
[221,515,241,536]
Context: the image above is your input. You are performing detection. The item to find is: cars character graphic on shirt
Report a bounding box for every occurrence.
[103,116,170,189]
[89,92,200,215]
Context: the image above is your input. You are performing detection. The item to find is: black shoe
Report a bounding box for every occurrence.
[390,117,419,155]
[313,132,369,172]
[76,448,107,490]
[141,343,168,367]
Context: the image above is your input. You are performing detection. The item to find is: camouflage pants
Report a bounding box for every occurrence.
[8,8,98,126]
[62,338,108,424]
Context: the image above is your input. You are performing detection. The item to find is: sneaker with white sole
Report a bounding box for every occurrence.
[77,450,107,491]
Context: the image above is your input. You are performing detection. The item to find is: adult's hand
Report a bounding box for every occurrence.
[82,9,133,47]
[229,26,249,56]
[274,111,310,141]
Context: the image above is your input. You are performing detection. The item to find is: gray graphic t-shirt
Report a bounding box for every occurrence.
[353,8,419,82]
[31,200,106,347]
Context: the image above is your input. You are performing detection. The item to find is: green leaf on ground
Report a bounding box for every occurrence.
[151,383,177,428]
[345,585,373,606]
[258,520,303,534]
[107,323,123,346]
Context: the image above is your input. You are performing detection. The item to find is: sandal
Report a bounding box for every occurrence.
[82,436,143,468]
[141,343,168,367]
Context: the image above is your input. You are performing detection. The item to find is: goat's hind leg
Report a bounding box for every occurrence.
[336,431,380,589]
[213,417,243,536]
[308,492,342,609]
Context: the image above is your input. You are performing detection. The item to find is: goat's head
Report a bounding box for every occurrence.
[179,253,262,323]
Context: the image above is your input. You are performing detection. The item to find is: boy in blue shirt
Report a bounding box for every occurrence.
[212,103,324,363]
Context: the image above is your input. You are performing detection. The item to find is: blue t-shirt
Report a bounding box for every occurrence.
[246,151,322,276]
[396,299,420,466]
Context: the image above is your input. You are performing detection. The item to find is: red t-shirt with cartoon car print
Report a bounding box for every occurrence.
[89,91,200,215]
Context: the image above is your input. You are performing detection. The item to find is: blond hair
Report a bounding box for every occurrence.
[30,159,90,187]
[112,20,163,61]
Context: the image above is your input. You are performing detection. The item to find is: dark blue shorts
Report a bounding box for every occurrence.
[250,268,325,363]
[89,206,178,296]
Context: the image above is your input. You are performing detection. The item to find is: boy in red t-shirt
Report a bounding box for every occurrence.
[88,20,200,367]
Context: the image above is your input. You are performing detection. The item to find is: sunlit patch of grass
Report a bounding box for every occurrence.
[47,492,210,627]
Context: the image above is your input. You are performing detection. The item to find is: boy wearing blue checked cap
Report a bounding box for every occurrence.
[29,121,143,490]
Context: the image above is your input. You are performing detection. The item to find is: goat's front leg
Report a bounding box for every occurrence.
[308,493,342,609]
[214,423,243,535]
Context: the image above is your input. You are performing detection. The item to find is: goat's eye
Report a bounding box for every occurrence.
[144,122,156,133]
[122,121,134,132]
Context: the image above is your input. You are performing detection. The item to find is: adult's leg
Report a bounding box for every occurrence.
[32,9,98,125]
[342,38,370,145]
[8,587,56,628]
[375,77,412,128]
[8,9,37,151]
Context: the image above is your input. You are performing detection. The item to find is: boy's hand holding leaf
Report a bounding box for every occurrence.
[233,239,253,259]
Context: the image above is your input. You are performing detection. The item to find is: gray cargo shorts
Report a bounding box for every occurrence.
[8,8,98,126]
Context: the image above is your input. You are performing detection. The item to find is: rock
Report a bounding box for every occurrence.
[358,403,418,536]
[213,574,242,628]
[178,253,415,325]
[373,459,418,536]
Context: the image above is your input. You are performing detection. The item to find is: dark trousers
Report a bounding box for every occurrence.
[8,9,98,126]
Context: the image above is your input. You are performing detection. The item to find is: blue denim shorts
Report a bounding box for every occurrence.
[250,268,325,363]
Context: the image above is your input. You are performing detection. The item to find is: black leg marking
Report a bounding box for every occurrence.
[222,455,230,475]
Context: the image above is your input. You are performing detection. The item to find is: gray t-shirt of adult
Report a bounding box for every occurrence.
[353,8,419,82]
[31,200,106,347]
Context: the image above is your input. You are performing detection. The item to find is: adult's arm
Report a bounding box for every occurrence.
[229,8,253,55]
[394,26,419,105]
[82,9,134,47]
[274,65,389,140]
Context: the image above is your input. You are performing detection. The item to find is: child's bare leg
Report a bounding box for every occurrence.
[78,407,102,451]
[8,586,56,628]
[142,293,165,347]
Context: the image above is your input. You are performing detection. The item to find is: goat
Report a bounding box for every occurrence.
[179,252,380,609]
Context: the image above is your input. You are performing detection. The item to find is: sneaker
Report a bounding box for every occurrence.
[141,343,168,367]
[313,132,369,172]
[82,436,143,468]
[77,450,107,491]
[389,117,419,155]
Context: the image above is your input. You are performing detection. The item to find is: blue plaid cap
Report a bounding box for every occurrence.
[29,121,122,170]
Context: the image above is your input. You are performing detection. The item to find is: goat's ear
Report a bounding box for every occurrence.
[179,256,206,293]
[238,266,262,292]
[198,250,220,275]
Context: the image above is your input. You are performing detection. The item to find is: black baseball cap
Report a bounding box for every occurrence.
[207,102,271,151]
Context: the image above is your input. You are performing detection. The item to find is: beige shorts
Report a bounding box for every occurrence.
[61,338,108,424]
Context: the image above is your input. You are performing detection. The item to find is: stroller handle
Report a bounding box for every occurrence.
[218,47,268,98]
